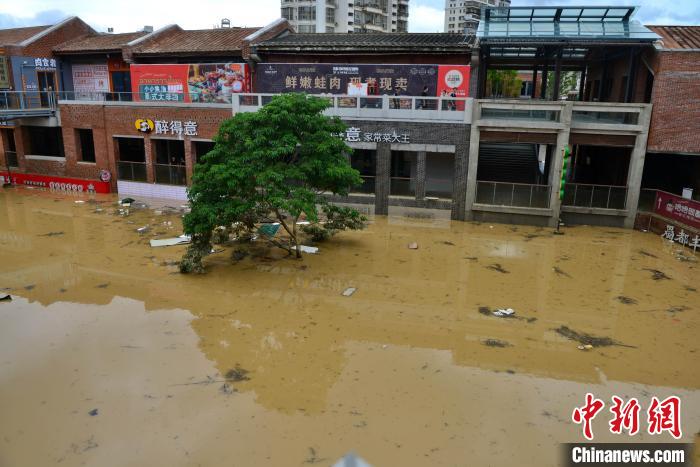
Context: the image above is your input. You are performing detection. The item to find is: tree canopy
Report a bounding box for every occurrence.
[180,93,365,272]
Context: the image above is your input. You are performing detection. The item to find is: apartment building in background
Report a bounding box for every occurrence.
[281,0,409,33]
[444,0,510,34]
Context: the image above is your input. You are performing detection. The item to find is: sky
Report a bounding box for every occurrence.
[0,0,698,34]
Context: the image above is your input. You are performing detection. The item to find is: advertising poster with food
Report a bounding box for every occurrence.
[130,63,249,103]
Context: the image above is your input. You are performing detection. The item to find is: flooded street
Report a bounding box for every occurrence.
[0,187,698,466]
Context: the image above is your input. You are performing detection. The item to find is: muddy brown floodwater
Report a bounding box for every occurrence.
[0,187,698,466]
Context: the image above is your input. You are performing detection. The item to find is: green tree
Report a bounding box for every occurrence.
[486,70,522,98]
[180,93,365,273]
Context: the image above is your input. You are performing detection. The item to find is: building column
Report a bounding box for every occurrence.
[451,142,469,221]
[540,62,549,100]
[464,102,481,219]
[374,143,390,215]
[469,50,480,99]
[624,105,653,228]
[531,66,538,98]
[185,139,194,185]
[578,67,587,101]
[415,150,426,200]
[548,101,572,227]
[552,48,562,100]
[144,136,154,183]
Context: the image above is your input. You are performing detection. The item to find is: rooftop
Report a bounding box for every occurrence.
[0,25,51,46]
[53,31,148,53]
[647,25,700,50]
[131,27,261,55]
[477,6,660,44]
[254,33,472,52]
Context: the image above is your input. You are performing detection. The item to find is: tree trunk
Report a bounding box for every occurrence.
[292,217,301,258]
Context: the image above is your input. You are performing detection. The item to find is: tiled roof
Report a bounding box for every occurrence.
[255,33,472,51]
[647,26,700,50]
[54,32,147,53]
[0,25,51,46]
[133,27,261,55]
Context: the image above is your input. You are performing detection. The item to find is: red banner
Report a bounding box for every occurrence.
[0,172,111,193]
[437,65,470,98]
[653,191,700,230]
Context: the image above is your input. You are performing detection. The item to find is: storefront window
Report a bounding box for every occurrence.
[193,140,215,165]
[153,139,186,185]
[115,137,146,182]
[76,129,96,163]
[425,152,454,199]
[350,149,376,194]
[390,151,415,197]
[24,126,64,157]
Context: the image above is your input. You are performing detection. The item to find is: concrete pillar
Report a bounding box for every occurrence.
[531,66,538,98]
[547,101,572,227]
[469,51,480,99]
[415,150,426,200]
[552,49,562,101]
[464,101,481,219]
[374,143,390,215]
[185,139,194,185]
[540,62,549,100]
[451,142,469,221]
[624,105,652,228]
[144,136,154,183]
[578,67,587,101]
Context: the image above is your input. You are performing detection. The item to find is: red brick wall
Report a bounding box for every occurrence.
[57,103,231,187]
[647,51,700,155]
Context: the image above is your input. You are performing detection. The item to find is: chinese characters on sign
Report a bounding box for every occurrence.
[653,191,700,230]
[72,64,109,94]
[33,57,57,70]
[256,63,470,97]
[154,120,198,136]
[661,225,700,251]
[572,393,682,440]
[332,127,410,144]
[142,84,184,102]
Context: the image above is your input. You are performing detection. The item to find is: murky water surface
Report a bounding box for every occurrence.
[0,188,698,466]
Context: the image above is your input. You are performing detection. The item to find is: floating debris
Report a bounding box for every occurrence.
[407,242,418,249]
[95,283,110,289]
[486,263,509,274]
[577,344,594,351]
[482,338,510,348]
[554,325,635,348]
[293,245,319,254]
[667,306,690,313]
[643,268,670,281]
[224,366,250,382]
[616,296,638,305]
[342,287,357,297]
[136,226,150,234]
[493,308,515,317]
[88,408,98,416]
[637,249,658,259]
[553,266,572,278]
[149,235,191,247]
[441,241,455,246]
[0,293,11,301]
[219,383,235,395]
[38,231,64,237]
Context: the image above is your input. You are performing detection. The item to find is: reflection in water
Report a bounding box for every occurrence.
[0,188,698,466]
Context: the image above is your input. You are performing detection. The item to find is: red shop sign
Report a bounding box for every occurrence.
[0,172,111,193]
[653,191,700,230]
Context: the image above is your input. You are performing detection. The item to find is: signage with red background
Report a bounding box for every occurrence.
[653,191,700,230]
[130,63,250,104]
[0,172,111,193]
[437,65,470,97]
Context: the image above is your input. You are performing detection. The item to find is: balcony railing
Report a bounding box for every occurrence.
[1,91,57,110]
[561,183,627,210]
[475,180,551,208]
[235,94,472,123]
[117,161,147,182]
